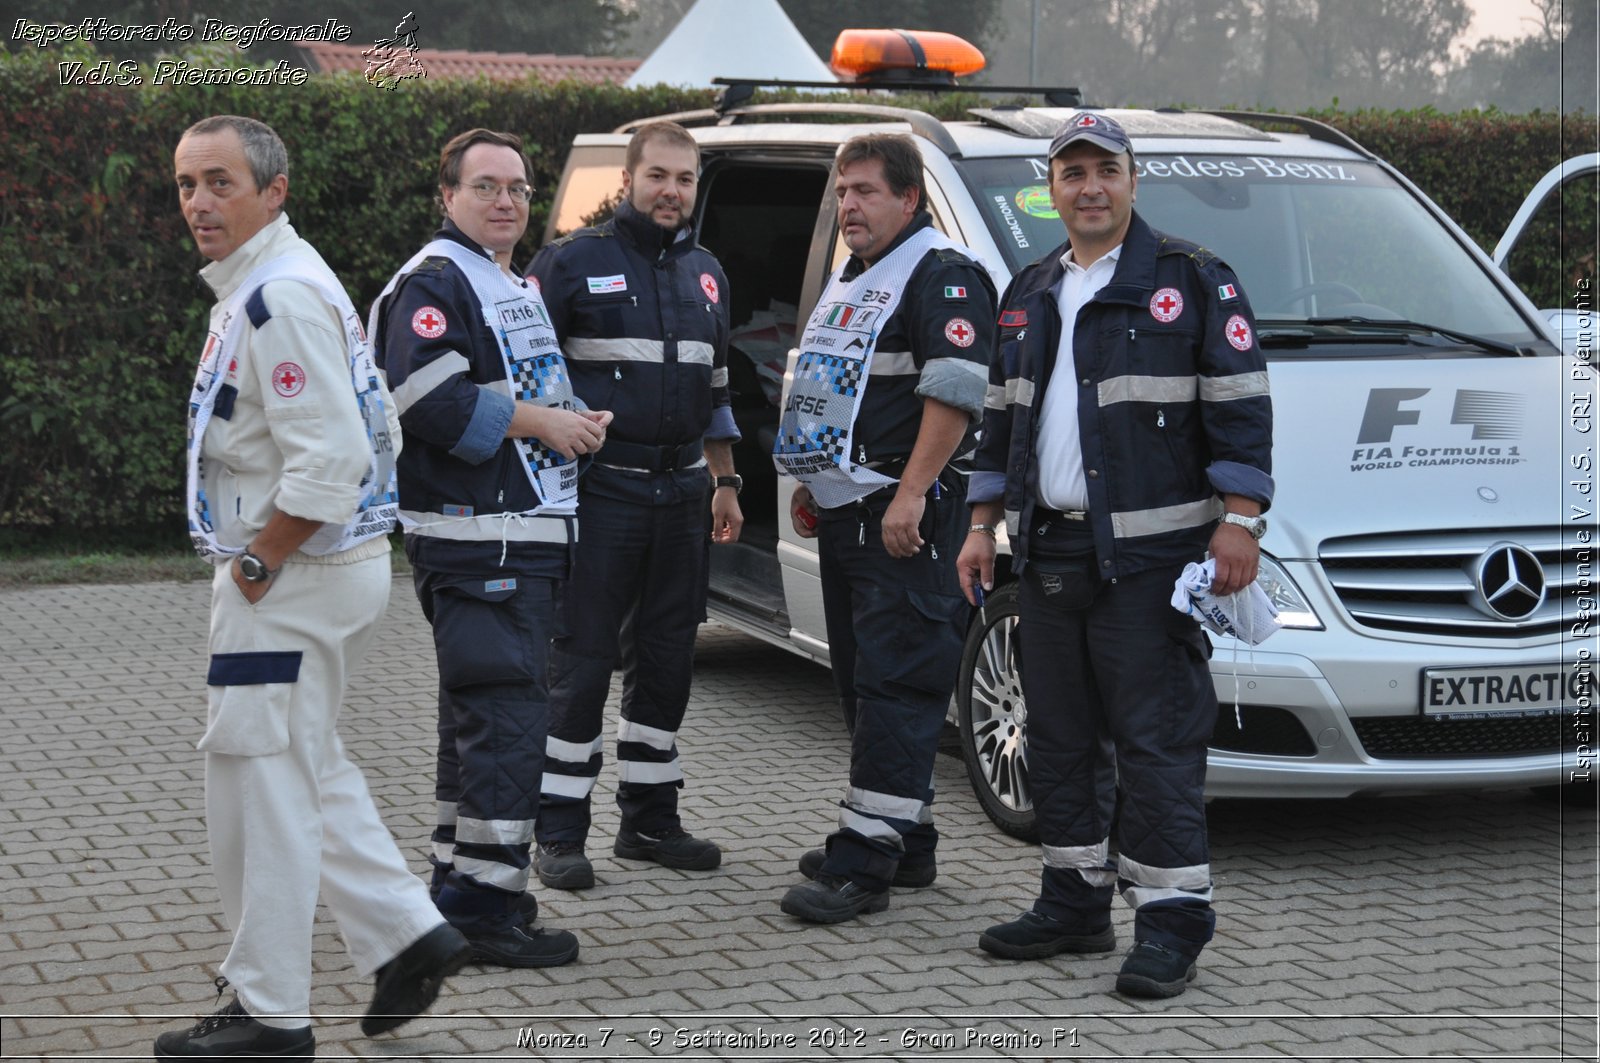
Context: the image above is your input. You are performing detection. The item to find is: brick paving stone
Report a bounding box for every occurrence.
[4,580,1597,1059]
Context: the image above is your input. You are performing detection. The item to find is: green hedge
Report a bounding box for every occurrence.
[1,46,1593,533]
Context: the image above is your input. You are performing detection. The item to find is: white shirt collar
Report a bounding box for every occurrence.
[1060,242,1123,274]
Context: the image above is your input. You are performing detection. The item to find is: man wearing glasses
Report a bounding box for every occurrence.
[526,121,740,891]
[371,129,611,969]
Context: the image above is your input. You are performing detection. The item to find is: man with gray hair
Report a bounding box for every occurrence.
[775,133,995,924]
[160,115,468,1059]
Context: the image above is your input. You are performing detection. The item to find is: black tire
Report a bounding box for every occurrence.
[956,582,1038,842]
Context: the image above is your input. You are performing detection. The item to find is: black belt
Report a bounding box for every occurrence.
[1035,506,1088,522]
[598,438,704,472]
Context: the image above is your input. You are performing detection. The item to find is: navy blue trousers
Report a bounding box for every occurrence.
[1018,520,1218,958]
[815,479,970,892]
[538,486,710,843]
[413,564,556,934]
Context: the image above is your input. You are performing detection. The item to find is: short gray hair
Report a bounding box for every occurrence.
[180,115,288,193]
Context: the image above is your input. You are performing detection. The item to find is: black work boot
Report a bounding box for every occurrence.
[534,841,595,890]
[613,826,721,870]
[361,922,471,1036]
[779,873,890,923]
[978,910,1116,960]
[155,980,314,1060]
[465,923,580,969]
[1115,940,1199,998]
[799,847,936,888]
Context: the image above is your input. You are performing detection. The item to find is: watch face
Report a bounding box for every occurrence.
[240,554,270,581]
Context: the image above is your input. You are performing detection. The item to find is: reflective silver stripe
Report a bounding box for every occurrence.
[1079,867,1119,887]
[565,336,662,363]
[563,337,715,367]
[1098,374,1197,406]
[391,351,470,413]
[617,759,683,785]
[1200,370,1270,402]
[838,808,906,845]
[400,510,571,542]
[868,349,918,376]
[985,383,1008,410]
[846,786,927,821]
[431,841,455,864]
[617,719,676,751]
[436,801,457,826]
[711,367,729,388]
[455,815,534,846]
[541,771,597,799]
[1041,838,1110,869]
[453,854,528,891]
[1119,854,1212,890]
[1004,509,1021,537]
[1008,377,1036,407]
[546,735,602,764]
[1124,882,1214,907]
[1120,851,1215,905]
[1111,496,1223,538]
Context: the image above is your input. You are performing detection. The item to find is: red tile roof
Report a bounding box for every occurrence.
[299,42,640,85]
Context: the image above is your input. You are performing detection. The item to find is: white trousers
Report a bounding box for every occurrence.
[203,555,443,1026]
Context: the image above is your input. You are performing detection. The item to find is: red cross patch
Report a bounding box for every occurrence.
[1149,287,1184,323]
[944,317,976,348]
[700,272,719,303]
[411,306,447,338]
[1076,114,1099,127]
[1225,314,1254,351]
[271,361,306,398]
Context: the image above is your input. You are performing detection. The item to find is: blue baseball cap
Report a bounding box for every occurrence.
[1048,112,1134,160]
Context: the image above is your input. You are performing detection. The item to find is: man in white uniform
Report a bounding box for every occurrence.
[158,115,468,1060]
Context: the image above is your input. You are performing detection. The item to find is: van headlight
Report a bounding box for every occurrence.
[1258,555,1323,630]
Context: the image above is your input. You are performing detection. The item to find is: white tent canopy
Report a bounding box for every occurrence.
[625,0,837,89]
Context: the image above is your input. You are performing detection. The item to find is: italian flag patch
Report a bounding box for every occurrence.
[944,285,967,299]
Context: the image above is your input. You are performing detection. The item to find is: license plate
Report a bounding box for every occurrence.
[1421,663,1593,720]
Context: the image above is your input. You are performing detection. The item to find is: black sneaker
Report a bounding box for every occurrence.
[613,827,721,870]
[534,842,595,890]
[361,922,471,1036]
[779,874,889,924]
[155,986,314,1060]
[798,848,936,889]
[979,910,1116,960]
[466,923,580,969]
[1115,941,1198,998]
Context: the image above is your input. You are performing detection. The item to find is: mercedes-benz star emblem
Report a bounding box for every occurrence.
[1471,543,1546,621]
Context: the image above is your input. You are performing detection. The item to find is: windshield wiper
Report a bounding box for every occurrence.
[1297,316,1539,357]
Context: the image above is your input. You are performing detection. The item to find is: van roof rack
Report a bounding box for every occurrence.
[711,77,1083,110]
[1199,110,1375,159]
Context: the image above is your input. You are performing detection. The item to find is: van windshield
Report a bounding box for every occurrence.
[956,154,1540,346]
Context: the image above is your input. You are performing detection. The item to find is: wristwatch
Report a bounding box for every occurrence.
[714,475,744,495]
[237,550,277,583]
[1220,512,1268,540]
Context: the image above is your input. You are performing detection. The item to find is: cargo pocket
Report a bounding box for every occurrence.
[432,577,543,692]
[889,588,970,697]
[199,650,303,756]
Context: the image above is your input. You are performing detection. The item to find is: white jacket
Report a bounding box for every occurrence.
[197,214,400,564]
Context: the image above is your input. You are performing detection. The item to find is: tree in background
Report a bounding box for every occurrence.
[1447,0,1598,112]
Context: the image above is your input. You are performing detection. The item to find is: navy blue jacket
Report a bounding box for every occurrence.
[834,214,997,467]
[528,199,734,506]
[970,211,1274,578]
[372,221,570,575]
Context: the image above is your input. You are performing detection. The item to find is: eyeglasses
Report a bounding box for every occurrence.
[462,180,533,204]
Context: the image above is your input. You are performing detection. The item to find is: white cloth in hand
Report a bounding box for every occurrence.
[1170,558,1280,646]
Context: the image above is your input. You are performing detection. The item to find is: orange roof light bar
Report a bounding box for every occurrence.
[830,28,986,84]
